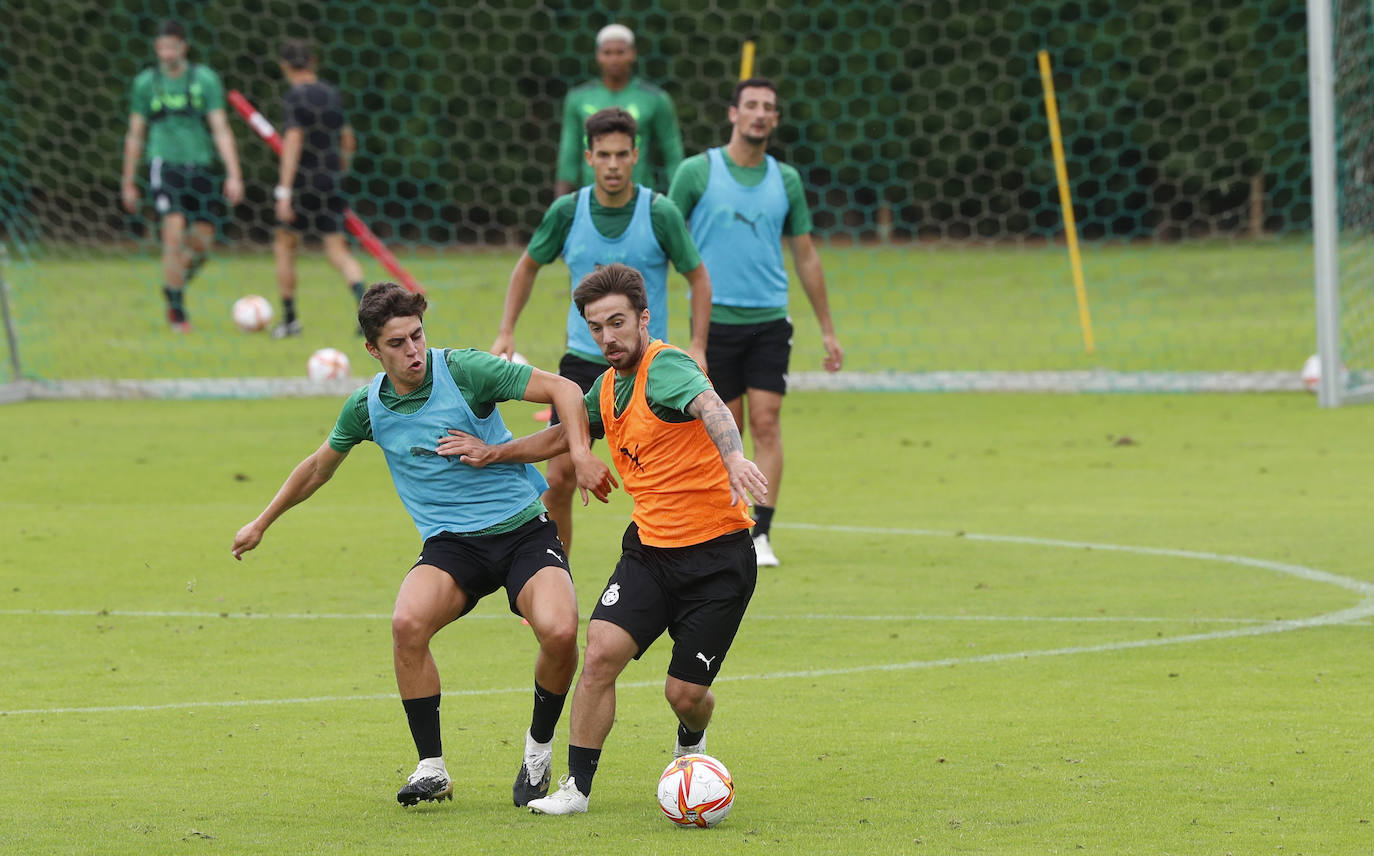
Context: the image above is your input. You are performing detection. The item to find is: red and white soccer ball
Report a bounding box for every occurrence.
[231,295,273,332]
[1301,353,1321,392]
[307,347,351,382]
[1301,353,1348,393]
[657,753,735,828]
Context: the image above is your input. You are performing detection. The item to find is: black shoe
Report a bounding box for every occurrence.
[512,758,551,807]
[166,305,191,333]
[397,766,453,807]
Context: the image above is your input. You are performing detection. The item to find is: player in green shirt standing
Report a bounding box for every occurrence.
[120,19,243,332]
[554,24,684,196]
[494,107,711,556]
[668,77,844,568]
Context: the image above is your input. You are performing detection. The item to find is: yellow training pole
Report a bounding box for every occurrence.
[739,40,756,80]
[1037,49,1095,354]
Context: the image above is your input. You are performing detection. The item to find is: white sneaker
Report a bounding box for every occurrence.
[753,533,780,567]
[271,319,303,339]
[513,730,552,806]
[674,734,706,759]
[527,775,589,815]
[397,757,452,806]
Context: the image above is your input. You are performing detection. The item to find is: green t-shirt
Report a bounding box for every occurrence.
[557,77,684,191]
[130,64,226,166]
[668,150,813,324]
[528,190,700,271]
[328,348,541,535]
[528,190,701,363]
[583,346,713,438]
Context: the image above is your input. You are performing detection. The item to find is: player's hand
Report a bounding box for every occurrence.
[275,196,295,224]
[121,181,139,214]
[223,176,244,206]
[571,449,618,505]
[437,429,498,466]
[723,454,768,508]
[231,522,264,560]
[822,334,844,373]
[687,342,708,374]
[490,332,515,360]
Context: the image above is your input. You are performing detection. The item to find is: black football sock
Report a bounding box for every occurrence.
[350,281,365,303]
[401,693,442,760]
[567,745,601,796]
[282,296,297,325]
[752,504,775,538]
[529,681,567,745]
[677,722,706,748]
[163,285,186,322]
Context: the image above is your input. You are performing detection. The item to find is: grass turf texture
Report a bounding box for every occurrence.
[1,236,1314,385]
[2,391,1372,854]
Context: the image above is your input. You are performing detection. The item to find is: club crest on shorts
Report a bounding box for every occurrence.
[600,583,621,607]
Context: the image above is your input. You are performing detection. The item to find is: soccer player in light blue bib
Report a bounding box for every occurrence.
[232,282,616,809]
[491,107,711,556]
[669,77,845,569]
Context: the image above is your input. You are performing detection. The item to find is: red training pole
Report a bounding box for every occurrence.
[227,89,424,293]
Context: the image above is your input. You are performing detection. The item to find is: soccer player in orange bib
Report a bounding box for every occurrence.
[438,262,767,815]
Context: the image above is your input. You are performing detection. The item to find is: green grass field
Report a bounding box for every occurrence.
[3,390,1372,854]
[0,236,1315,385]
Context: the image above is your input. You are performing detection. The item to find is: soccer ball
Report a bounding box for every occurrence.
[1301,353,1348,393]
[231,295,273,332]
[307,347,351,381]
[1301,353,1321,392]
[657,754,734,828]
[510,351,529,365]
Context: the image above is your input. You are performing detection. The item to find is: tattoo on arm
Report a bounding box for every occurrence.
[689,391,744,458]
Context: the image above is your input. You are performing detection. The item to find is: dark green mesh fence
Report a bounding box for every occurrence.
[0,0,1344,393]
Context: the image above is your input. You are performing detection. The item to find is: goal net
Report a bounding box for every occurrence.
[0,0,1328,400]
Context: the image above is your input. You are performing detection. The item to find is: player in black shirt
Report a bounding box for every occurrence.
[270,39,365,338]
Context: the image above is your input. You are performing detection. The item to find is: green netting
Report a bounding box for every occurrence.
[0,0,1331,394]
[1333,0,1374,395]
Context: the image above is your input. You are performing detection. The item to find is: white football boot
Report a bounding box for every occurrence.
[527,775,589,815]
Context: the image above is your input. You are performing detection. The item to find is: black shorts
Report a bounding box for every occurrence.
[413,513,570,618]
[549,352,608,428]
[705,318,793,401]
[150,159,218,223]
[590,522,757,686]
[286,171,347,235]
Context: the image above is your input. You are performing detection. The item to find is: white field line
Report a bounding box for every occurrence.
[4,524,1370,718]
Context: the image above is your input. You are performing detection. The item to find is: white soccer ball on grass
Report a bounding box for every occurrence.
[1301,353,1348,393]
[307,347,351,382]
[657,753,735,828]
[231,295,273,332]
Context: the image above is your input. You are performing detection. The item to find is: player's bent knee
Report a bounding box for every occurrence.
[391,610,435,650]
[538,616,579,656]
[665,681,709,716]
[580,644,627,686]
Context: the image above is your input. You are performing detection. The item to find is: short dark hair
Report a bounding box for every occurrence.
[157,19,187,41]
[731,76,778,107]
[358,282,427,343]
[574,263,648,317]
[280,39,314,70]
[584,108,638,150]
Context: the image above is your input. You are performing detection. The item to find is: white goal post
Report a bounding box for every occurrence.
[1310,0,1374,406]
